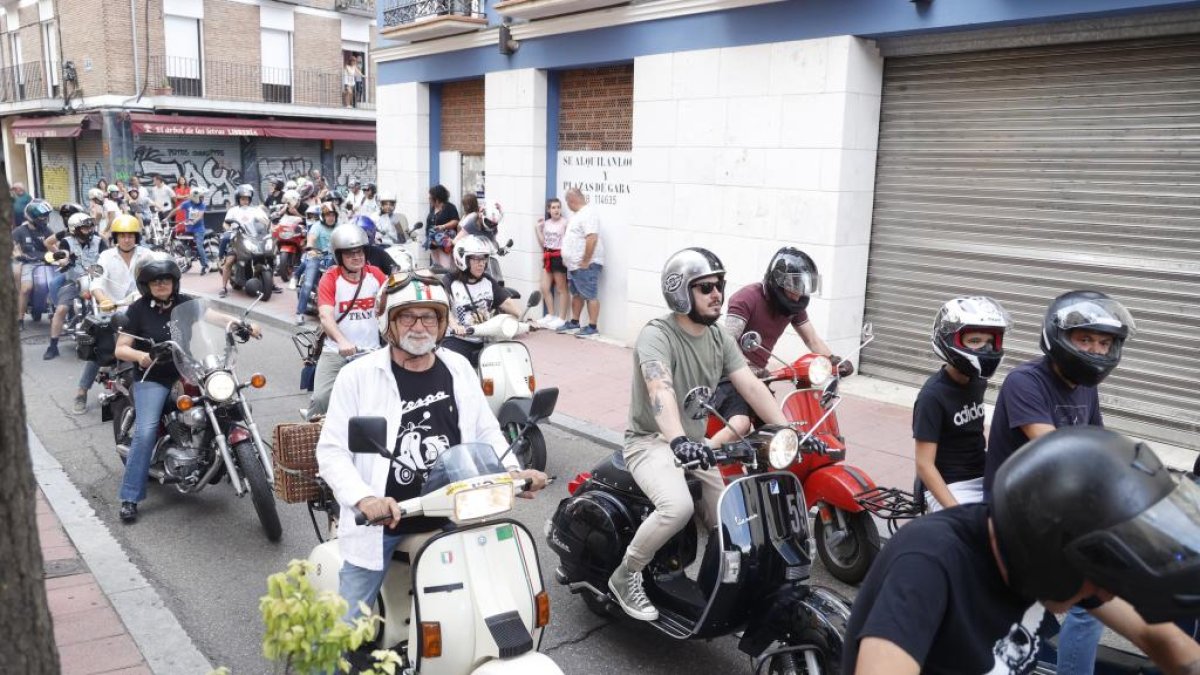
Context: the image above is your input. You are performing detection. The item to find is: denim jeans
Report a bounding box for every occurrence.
[296,253,330,314]
[188,226,209,269]
[218,231,234,260]
[78,359,100,390]
[119,380,171,503]
[1056,604,1103,674]
[339,530,407,623]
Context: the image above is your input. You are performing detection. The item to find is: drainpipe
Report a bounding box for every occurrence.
[130,0,140,94]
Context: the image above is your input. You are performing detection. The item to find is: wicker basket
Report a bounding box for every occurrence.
[272,422,323,503]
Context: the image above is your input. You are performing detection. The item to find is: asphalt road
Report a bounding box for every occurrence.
[20,313,858,675]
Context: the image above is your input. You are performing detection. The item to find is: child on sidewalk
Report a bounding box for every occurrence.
[535,198,569,329]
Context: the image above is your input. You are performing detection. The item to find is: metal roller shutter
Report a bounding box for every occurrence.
[74,133,105,202]
[861,35,1200,446]
[333,140,376,190]
[38,138,75,209]
[131,134,243,208]
[256,138,322,196]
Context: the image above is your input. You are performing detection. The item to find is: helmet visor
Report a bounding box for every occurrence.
[1052,298,1137,338]
[774,271,820,297]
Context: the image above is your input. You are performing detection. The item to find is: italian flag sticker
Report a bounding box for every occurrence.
[440,551,453,564]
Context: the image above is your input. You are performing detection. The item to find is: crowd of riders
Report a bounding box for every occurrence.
[12,174,1200,675]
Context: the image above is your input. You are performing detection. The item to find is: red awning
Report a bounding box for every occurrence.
[128,113,374,142]
[11,114,99,140]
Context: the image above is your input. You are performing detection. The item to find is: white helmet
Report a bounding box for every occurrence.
[282,189,301,207]
[375,271,450,345]
[378,191,397,204]
[88,188,105,202]
[284,179,297,192]
[453,234,494,273]
[482,202,503,232]
[189,186,206,200]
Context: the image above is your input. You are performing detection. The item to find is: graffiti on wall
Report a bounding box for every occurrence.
[134,146,242,206]
[258,156,315,194]
[79,162,105,196]
[336,154,376,188]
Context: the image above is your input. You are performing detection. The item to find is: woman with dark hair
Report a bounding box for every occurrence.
[425,184,459,269]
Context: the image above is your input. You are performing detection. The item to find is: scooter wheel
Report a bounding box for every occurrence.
[504,423,547,472]
[814,508,880,585]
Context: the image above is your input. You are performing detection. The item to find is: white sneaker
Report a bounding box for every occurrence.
[295,314,305,326]
[547,316,566,330]
[288,277,298,291]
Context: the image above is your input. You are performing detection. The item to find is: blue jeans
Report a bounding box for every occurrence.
[296,253,330,314]
[119,380,171,503]
[218,231,234,260]
[339,530,407,623]
[188,226,209,269]
[1056,604,1103,674]
[78,359,100,390]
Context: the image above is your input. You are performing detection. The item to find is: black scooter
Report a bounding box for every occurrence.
[547,387,851,674]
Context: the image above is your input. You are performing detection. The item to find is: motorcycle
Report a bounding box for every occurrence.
[104,297,282,541]
[719,325,921,585]
[460,292,550,472]
[168,226,220,274]
[547,387,851,674]
[227,217,278,301]
[304,391,564,675]
[272,214,307,283]
[74,264,136,365]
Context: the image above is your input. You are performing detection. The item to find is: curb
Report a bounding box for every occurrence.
[548,412,622,451]
[201,292,307,335]
[28,425,213,675]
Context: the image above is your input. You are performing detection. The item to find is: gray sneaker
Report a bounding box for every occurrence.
[607,560,658,621]
[72,394,87,415]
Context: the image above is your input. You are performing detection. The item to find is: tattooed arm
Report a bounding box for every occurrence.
[641,360,687,440]
[723,314,747,343]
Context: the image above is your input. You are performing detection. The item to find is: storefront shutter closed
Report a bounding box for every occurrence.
[38,137,75,209]
[255,138,321,196]
[333,140,375,189]
[131,134,242,207]
[860,35,1200,446]
[74,133,104,202]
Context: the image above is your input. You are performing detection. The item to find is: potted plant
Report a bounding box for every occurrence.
[152,76,172,96]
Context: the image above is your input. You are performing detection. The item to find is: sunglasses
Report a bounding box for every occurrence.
[691,280,726,295]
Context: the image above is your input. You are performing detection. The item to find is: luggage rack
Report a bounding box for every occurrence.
[855,487,922,534]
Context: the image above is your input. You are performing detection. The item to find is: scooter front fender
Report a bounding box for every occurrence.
[804,464,876,513]
[469,651,564,675]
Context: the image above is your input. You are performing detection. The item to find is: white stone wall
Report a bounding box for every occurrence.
[484,68,549,300]
[375,81,431,230]
[627,36,883,362]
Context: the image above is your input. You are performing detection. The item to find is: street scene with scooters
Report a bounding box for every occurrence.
[10,135,1200,675]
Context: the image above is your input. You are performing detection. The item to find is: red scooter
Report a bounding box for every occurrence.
[706,324,920,584]
[272,213,306,283]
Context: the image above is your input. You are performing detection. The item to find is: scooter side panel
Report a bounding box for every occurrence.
[470,651,563,675]
[478,343,533,413]
[804,464,876,512]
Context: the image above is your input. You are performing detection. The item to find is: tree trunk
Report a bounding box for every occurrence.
[0,174,60,672]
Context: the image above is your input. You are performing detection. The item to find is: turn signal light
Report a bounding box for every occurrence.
[176,396,194,411]
[526,375,536,392]
[481,378,494,396]
[535,591,550,628]
[250,373,267,388]
[421,621,442,657]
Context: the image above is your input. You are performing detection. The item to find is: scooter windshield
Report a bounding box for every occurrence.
[168,298,235,382]
[421,443,507,496]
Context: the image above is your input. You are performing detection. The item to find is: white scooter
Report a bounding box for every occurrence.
[305,392,563,675]
[463,291,550,471]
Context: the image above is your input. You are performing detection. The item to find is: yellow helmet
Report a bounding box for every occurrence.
[110,214,143,236]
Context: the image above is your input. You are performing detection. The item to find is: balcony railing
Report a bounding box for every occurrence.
[149,55,375,110]
[382,0,484,28]
[336,0,376,14]
[0,61,48,103]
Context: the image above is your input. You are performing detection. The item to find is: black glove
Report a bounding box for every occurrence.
[55,230,68,241]
[832,355,854,378]
[670,436,714,470]
[52,250,69,261]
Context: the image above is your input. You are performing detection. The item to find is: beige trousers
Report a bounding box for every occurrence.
[622,434,724,572]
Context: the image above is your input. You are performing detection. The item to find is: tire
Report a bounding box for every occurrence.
[259,269,274,302]
[172,243,193,274]
[503,422,547,472]
[112,398,135,466]
[814,507,880,585]
[233,440,282,542]
[30,309,42,322]
[277,251,294,283]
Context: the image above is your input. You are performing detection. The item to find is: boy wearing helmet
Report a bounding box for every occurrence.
[293,203,336,323]
[914,297,1012,511]
[610,247,789,622]
[982,290,1137,673]
[845,427,1200,675]
[43,214,108,360]
[12,199,54,327]
[441,234,531,367]
[70,215,153,414]
[375,191,409,245]
[315,270,548,633]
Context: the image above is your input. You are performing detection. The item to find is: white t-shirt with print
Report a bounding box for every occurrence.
[562,203,604,270]
[317,265,387,350]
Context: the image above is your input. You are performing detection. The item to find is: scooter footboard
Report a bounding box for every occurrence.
[469,651,563,674]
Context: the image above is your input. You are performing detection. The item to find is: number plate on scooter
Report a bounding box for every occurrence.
[769,479,780,495]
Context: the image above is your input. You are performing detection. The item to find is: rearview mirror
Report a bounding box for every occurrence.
[526,290,542,307]
[504,239,514,249]
[739,331,762,354]
[527,387,559,425]
[348,416,390,456]
[683,386,713,421]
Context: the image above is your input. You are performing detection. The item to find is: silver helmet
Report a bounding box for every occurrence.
[660,247,725,314]
[330,223,369,266]
[931,296,1013,379]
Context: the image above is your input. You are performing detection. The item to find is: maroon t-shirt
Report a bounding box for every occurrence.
[726,283,808,369]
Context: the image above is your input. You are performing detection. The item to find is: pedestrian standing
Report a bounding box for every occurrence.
[535,198,568,328]
[11,181,31,227]
[558,187,604,337]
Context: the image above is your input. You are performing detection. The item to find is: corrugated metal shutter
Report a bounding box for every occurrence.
[861,35,1200,447]
[38,137,75,208]
[256,138,321,196]
[131,134,243,208]
[74,133,104,202]
[333,140,375,190]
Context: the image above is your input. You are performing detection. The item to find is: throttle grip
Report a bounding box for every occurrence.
[352,506,367,526]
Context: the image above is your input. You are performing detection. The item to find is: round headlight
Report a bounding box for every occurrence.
[808,355,833,387]
[768,428,799,470]
[204,371,237,402]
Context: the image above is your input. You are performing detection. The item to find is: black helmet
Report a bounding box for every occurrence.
[1039,291,1135,387]
[763,247,819,315]
[58,201,87,224]
[365,182,376,193]
[272,179,284,192]
[992,427,1200,623]
[135,254,182,300]
[24,199,53,228]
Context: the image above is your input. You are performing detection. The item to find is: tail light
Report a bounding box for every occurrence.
[481,378,494,396]
[421,622,442,657]
[535,591,550,628]
[567,472,591,496]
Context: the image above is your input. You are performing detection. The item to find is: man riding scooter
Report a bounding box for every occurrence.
[608,247,789,622]
[12,198,55,329]
[314,270,548,667]
[442,235,533,367]
[219,184,268,298]
[42,214,109,360]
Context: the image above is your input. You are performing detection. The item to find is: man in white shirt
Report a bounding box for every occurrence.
[557,187,605,337]
[102,186,125,240]
[342,178,366,214]
[218,185,269,297]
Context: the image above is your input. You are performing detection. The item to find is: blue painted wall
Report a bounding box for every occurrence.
[379,0,1200,85]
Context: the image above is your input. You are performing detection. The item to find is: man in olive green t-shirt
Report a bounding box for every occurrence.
[609,247,789,623]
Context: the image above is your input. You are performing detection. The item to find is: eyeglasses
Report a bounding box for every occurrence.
[467,255,489,264]
[393,312,440,328]
[691,280,726,295]
[342,248,366,258]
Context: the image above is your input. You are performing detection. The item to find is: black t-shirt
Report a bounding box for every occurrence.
[385,357,462,534]
[365,244,396,275]
[12,223,51,260]
[843,504,1058,674]
[425,203,460,244]
[983,357,1102,498]
[912,368,988,484]
[124,294,194,385]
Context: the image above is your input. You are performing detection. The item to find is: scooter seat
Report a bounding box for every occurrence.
[591,450,702,502]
